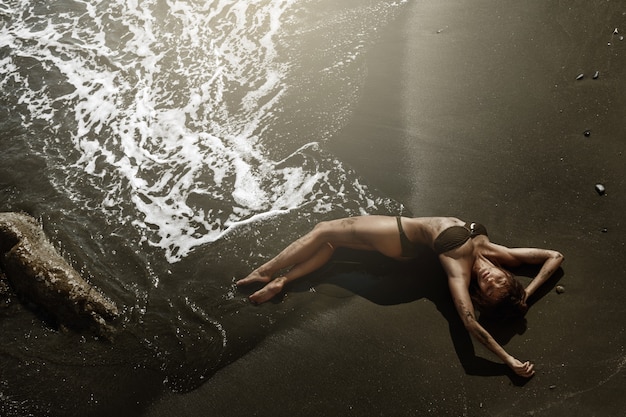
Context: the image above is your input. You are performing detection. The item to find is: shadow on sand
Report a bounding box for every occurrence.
[281,247,563,386]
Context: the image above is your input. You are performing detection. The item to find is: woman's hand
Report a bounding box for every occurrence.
[507,357,535,378]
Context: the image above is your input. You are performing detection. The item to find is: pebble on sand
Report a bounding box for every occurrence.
[595,183,606,195]
[593,70,600,79]
[576,73,584,80]
[584,130,591,137]
[556,286,565,294]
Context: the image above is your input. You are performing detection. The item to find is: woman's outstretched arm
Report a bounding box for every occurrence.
[447,274,535,377]
[440,248,535,378]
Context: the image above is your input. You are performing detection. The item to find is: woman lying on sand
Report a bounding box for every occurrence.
[236,216,564,378]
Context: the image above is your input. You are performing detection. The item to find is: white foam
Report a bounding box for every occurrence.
[2,0,408,264]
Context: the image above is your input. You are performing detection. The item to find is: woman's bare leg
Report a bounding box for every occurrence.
[245,242,335,304]
[236,224,332,287]
[237,216,403,303]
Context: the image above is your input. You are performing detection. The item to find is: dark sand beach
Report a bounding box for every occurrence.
[146,0,626,415]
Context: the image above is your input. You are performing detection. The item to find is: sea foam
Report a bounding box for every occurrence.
[1,0,407,264]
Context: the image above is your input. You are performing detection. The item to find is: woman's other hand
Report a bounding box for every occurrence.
[507,357,535,378]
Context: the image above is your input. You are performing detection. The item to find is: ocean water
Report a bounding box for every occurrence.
[0,0,408,415]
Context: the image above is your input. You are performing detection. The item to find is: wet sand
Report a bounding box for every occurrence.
[145,1,626,416]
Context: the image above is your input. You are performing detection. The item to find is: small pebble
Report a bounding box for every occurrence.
[556,285,565,294]
[576,73,584,80]
[584,130,591,137]
[549,385,557,390]
[595,183,606,195]
[614,28,619,35]
[601,228,608,233]
[593,71,600,79]
[621,36,624,41]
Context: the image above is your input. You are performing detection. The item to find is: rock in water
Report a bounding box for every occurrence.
[0,212,118,336]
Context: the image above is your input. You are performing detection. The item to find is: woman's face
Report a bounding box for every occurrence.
[476,266,510,303]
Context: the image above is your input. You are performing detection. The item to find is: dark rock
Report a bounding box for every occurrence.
[595,184,606,195]
[0,212,118,336]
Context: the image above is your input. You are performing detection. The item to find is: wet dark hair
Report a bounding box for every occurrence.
[469,269,528,322]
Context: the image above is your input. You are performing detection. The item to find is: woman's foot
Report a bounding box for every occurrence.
[236,269,271,287]
[248,277,287,304]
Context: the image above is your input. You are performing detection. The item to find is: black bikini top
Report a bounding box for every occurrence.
[433,222,488,254]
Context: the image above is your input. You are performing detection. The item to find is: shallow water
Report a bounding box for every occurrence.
[0,0,409,415]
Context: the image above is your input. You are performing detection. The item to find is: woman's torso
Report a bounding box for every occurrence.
[401,217,466,247]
